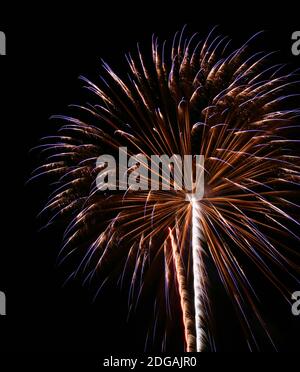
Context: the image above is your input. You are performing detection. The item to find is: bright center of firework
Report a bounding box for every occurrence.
[187,194,194,203]
[187,194,202,206]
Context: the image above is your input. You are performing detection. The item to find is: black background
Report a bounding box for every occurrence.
[0,1,299,357]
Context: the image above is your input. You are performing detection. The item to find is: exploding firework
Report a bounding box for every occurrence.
[30,27,300,351]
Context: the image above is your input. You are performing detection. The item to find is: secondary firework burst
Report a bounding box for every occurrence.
[30,27,300,351]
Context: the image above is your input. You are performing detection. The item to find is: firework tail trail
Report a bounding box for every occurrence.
[192,198,206,352]
[168,227,196,352]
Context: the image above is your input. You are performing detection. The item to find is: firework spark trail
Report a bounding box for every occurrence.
[168,227,196,352]
[191,198,206,352]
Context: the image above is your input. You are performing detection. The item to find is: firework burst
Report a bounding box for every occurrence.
[30,27,300,351]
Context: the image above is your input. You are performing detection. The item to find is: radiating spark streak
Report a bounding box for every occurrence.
[169,227,196,352]
[191,198,206,352]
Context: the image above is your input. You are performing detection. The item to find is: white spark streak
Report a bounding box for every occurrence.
[191,197,206,352]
